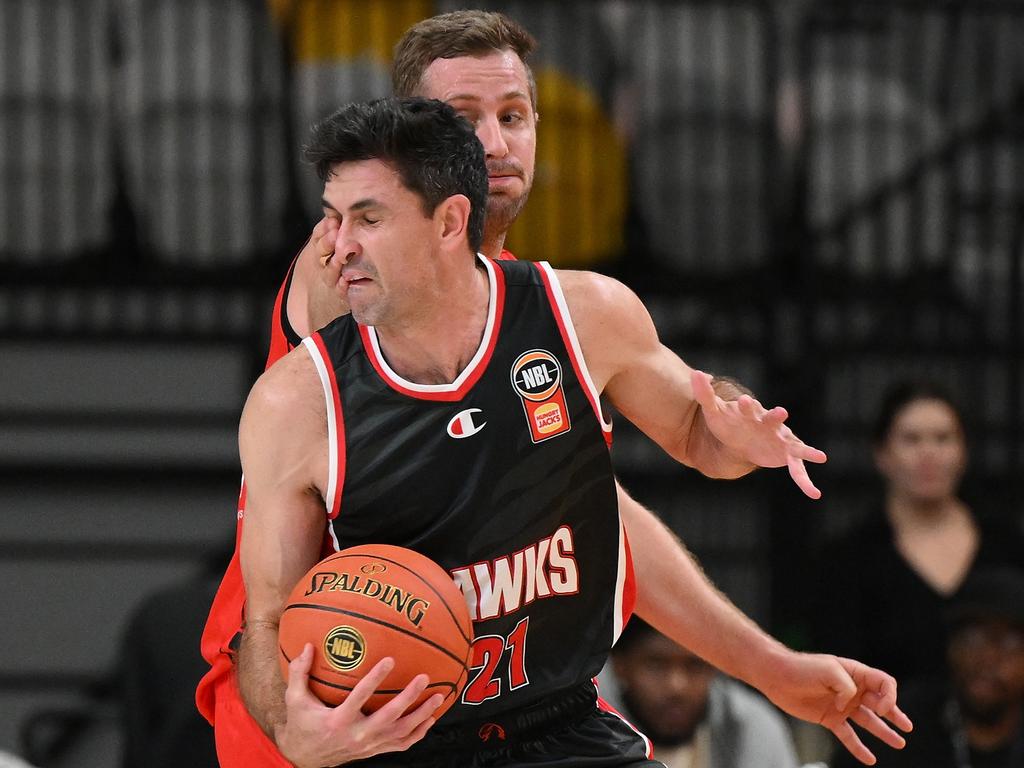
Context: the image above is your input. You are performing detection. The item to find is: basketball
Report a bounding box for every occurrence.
[278,544,473,716]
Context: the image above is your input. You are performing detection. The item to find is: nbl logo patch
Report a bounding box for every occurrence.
[324,625,365,672]
[510,350,571,443]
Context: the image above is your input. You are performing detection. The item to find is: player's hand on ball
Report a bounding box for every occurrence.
[691,369,827,498]
[276,644,443,768]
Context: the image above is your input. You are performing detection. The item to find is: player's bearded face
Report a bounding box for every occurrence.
[485,156,532,233]
[420,51,537,244]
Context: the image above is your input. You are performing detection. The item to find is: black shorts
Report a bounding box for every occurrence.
[350,684,663,768]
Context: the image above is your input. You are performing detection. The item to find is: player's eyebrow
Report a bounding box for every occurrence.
[447,90,530,104]
[321,197,383,214]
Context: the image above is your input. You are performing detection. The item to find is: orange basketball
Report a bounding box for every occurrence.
[278,544,473,717]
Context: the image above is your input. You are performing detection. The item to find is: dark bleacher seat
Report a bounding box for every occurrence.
[612,1,777,276]
[117,0,289,265]
[0,0,115,262]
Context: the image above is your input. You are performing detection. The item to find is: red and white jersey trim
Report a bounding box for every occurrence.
[359,254,504,401]
[613,517,630,642]
[534,262,613,441]
[302,335,345,520]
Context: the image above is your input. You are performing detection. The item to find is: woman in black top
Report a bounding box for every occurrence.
[813,382,1024,683]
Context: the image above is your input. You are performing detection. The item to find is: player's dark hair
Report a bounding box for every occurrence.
[304,97,487,253]
[392,10,538,109]
[871,380,967,447]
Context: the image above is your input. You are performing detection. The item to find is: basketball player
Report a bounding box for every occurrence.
[236,96,911,768]
[199,11,903,767]
[199,9,905,765]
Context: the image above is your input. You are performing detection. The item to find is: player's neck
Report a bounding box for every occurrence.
[479,228,509,260]
[374,262,491,385]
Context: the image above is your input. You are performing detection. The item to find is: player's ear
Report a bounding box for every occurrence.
[437,194,471,250]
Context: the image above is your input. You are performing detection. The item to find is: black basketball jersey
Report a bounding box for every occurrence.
[302,256,636,726]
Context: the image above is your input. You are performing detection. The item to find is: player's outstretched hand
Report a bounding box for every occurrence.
[691,369,827,498]
[277,643,443,768]
[760,650,913,766]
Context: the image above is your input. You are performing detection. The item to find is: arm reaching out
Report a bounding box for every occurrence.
[618,478,911,766]
[560,269,825,497]
[559,271,908,763]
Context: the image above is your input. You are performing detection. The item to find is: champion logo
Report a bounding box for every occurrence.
[446,408,487,439]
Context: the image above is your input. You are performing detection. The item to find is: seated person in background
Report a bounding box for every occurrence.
[120,546,230,768]
[604,619,800,768]
[832,565,1024,768]
[813,381,1024,682]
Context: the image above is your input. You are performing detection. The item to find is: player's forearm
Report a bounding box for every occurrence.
[237,618,288,740]
[620,488,786,685]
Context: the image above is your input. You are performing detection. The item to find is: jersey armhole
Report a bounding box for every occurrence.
[534,262,613,443]
[279,255,304,349]
[301,335,345,522]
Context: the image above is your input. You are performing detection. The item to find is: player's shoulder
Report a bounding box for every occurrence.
[247,340,321,417]
[553,268,643,316]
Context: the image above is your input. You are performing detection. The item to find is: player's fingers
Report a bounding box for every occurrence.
[850,705,906,750]
[322,216,339,239]
[690,369,717,410]
[803,445,828,463]
[830,665,858,713]
[389,714,437,754]
[367,674,431,724]
[860,691,913,733]
[390,693,444,740]
[887,703,913,733]
[284,643,316,707]
[316,219,339,264]
[736,394,760,419]
[830,719,877,766]
[338,657,396,715]
[859,677,896,714]
[787,454,822,499]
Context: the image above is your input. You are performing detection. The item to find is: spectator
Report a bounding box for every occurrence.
[605,619,800,768]
[813,381,1024,682]
[832,566,1024,767]
[119,546,230,768]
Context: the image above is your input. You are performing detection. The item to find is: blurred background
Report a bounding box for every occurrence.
[1,0,1023,765]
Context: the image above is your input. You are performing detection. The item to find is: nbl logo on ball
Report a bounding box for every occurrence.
[510,350,571,443]
[324,625,366,672]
